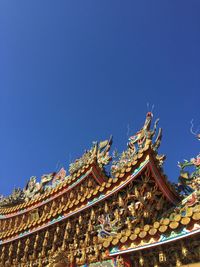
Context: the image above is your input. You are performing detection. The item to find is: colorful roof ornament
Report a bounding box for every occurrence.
[111,112,164,176]
[52,168,67,184]
[69,136,113,175]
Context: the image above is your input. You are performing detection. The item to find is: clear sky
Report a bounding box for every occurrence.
[0,1,199,196]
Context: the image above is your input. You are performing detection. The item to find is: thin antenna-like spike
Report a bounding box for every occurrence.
[190,119,196,135]
[151,104,155,113]
[190,119,200,140]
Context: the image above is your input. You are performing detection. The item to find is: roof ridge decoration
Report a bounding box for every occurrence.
[111,112,164,176]
[69,135,113,175]
[0,113,199,267]
[0,172,56,207]
[0,137,113,208]
[23,172,58,201]
[176,121,200,197]
[0,188,24,207]
[177,153,200,196]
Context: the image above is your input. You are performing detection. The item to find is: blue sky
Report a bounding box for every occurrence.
[0,1,199,195]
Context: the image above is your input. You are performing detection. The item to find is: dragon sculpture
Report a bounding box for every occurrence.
[96,213,121,238]
[177,154,200,195]
[69,136,113,175]
[111,112,164,176]
[0,188,24,207]
[23,173,55,201]
[177,121,200,196]
[0,173,55,207]
[0,136,112,207]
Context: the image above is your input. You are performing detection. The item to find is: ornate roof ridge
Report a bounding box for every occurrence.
[0,112,183,215]
[0,163,108,217]
[0,148,181,243]
[0,137,113,212]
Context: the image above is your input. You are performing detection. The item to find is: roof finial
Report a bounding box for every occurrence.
[146,102,155,117]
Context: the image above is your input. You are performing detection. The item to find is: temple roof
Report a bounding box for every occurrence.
[0,112,199,264]
[0,112,176,215]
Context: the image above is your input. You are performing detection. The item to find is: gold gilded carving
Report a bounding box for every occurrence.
[116,256,125,267]
[111,112,164,176]
[28,208,39,223]
[69,136,112,175]
[48,249,68,267]
[159,250,166,263]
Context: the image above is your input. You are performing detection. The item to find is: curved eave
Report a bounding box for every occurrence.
[0,163,107,219]
[148,153,180,204]
[0,157,150,245]
[0,148,183,244]
[109,225,200,257]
